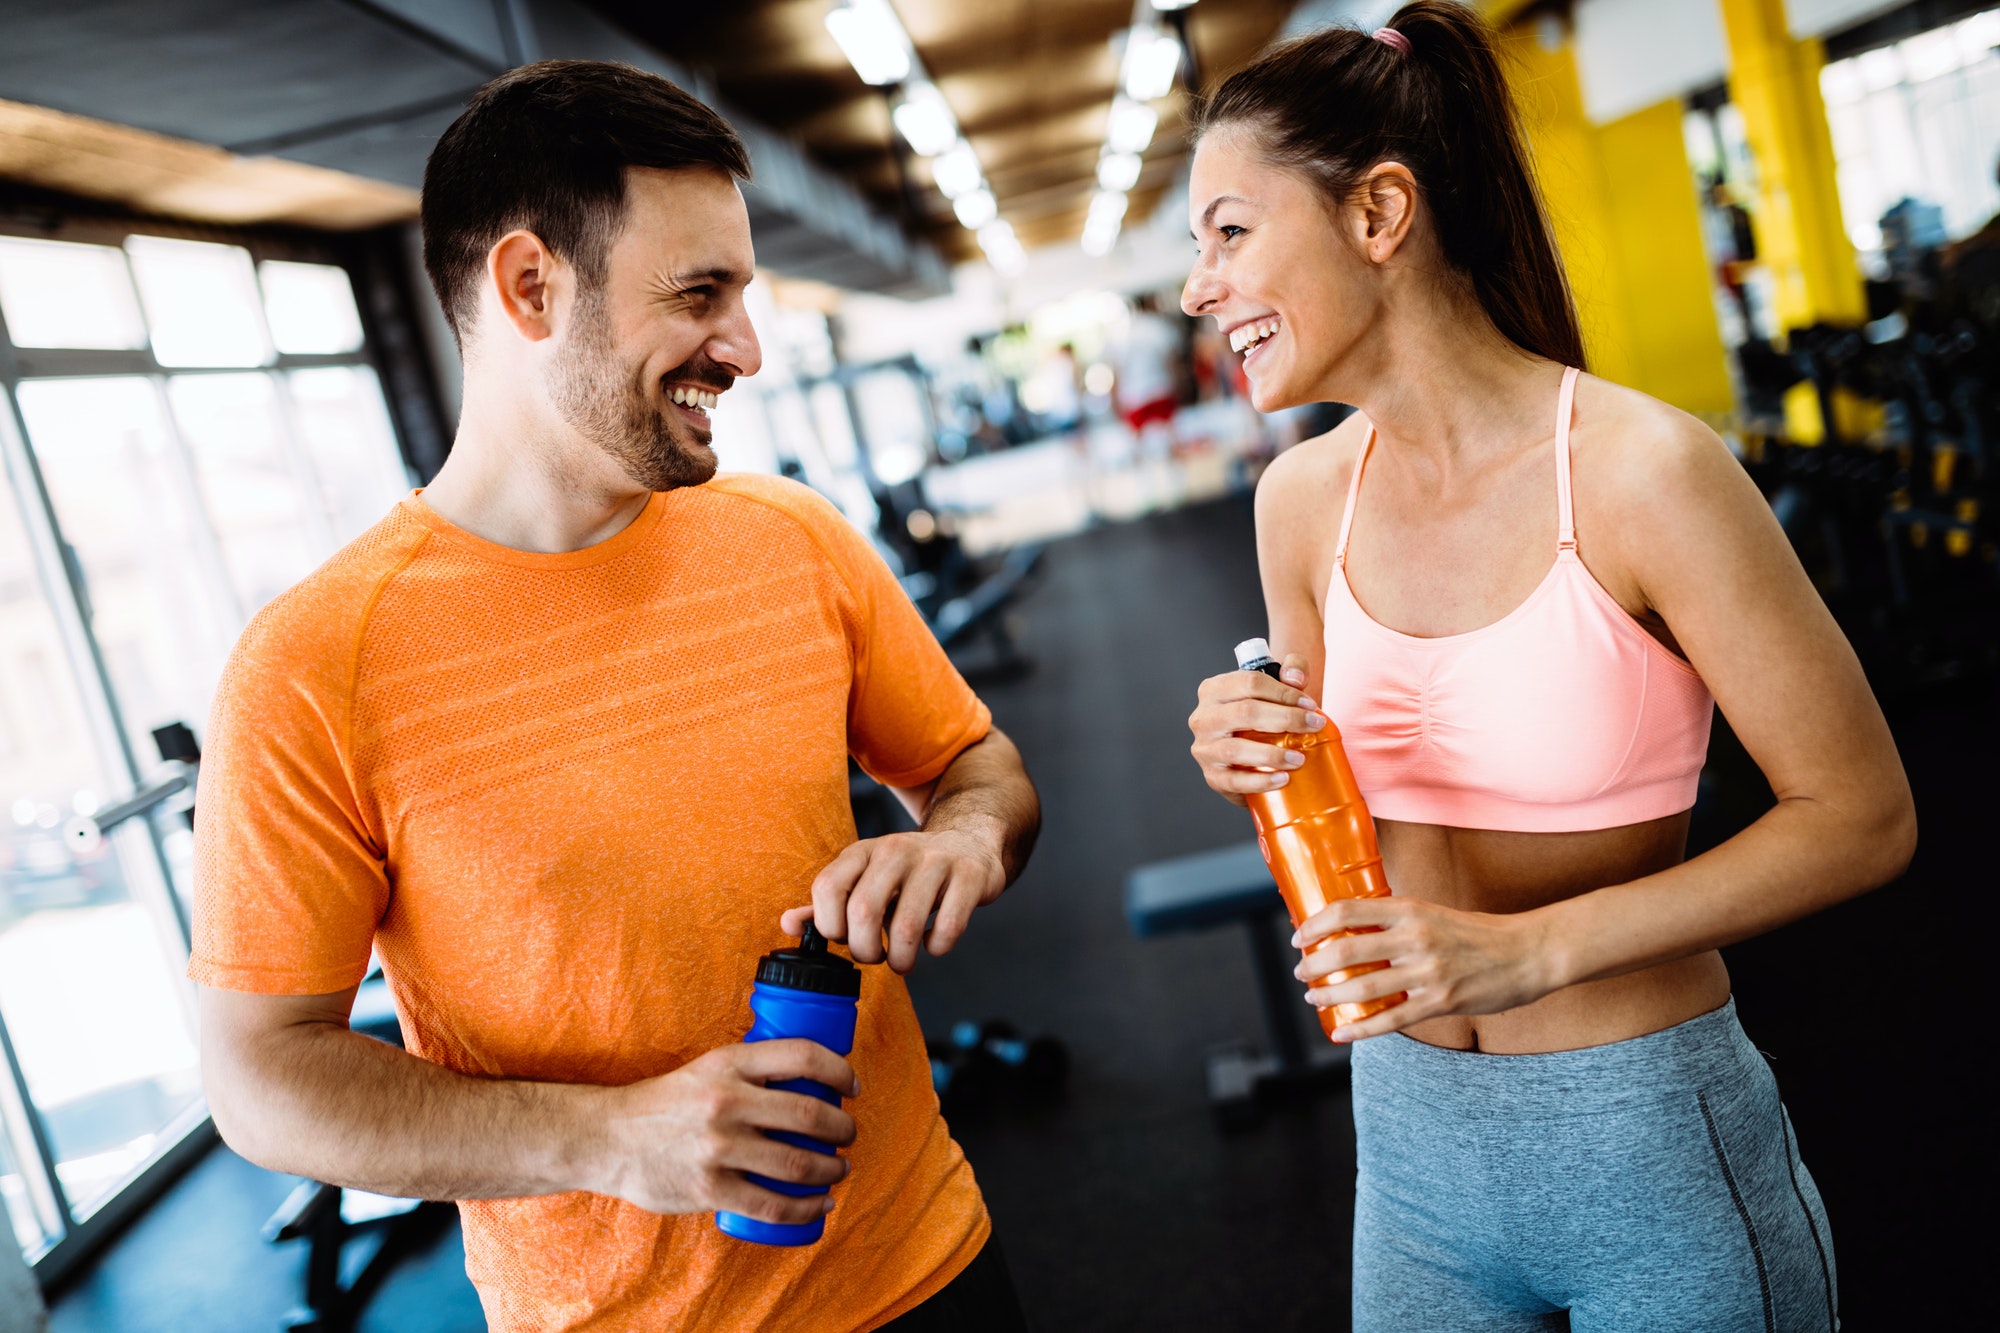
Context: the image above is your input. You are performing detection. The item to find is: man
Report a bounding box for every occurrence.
[193,61,1039,1332]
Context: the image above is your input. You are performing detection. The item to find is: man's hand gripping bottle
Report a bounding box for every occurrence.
[1234,638,1405,1037]
[715,922,860,1246]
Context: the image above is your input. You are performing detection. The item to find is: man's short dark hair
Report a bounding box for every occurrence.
[421,60,751,345]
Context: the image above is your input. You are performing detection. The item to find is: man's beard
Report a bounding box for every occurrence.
[549,289,725,492]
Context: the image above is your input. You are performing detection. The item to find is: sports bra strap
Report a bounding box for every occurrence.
[1555,366,1580,552]
[1334,425,1375,568]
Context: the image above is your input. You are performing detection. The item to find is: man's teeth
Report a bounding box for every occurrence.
[1230,319,1281,355]
[669,387,719,411]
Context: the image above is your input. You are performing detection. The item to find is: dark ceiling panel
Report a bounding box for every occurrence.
[270,103,468,190]
[0,0,486,151]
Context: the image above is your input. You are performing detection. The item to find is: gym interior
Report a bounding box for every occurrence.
[0,0,1989,1329]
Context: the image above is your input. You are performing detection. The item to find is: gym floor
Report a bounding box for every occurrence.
[48,497,1986,1330]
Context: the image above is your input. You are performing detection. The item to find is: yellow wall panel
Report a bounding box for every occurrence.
[1499,22,1733,415]
[1499,20,1638,386]
[1595,101,1737,416]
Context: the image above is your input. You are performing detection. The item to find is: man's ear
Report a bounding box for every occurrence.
[487,229,562,343]
[1355,163,1418,265]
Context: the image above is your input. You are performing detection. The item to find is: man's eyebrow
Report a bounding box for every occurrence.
[670,266,748,286]
[1198,195,1249,230]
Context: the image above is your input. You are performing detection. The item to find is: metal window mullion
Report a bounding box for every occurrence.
[0,1016,68,1247]
[0,316,143,794]
[149,375,250,637]
[265,371,340,557]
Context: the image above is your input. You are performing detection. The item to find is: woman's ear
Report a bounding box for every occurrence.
[1358,162,1418,265]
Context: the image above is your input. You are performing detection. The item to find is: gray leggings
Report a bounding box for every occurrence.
[1351,999,1838,1332]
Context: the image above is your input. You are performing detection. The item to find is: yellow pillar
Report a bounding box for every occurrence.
[1719,0,1867,329]
[1499,19,1735,416]
[1499,18,1638,385]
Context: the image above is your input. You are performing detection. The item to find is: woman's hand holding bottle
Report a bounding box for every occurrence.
[1292,897,1564,1042]
[1187,652,1325,804]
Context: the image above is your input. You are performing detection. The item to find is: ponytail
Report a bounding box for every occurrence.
[1195,0,1585,370]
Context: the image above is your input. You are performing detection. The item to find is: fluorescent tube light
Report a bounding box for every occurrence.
[892,83,958,157]
[953,188,998,230]
[978,220,1026,273]
[1097,151,1143,192]
[932,140,984,198]
[825,0,912,87]
[1106,96,1158,154]
[1121,25,1182,101]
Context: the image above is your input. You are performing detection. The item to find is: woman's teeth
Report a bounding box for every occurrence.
[1230,319,1281,355]
[670,387,719,412]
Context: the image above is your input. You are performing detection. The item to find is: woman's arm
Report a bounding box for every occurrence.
[1187,437,1348,804]
[1297,410,1916,1036]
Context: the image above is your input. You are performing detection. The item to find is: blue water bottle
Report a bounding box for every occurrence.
[715,922,862,1246]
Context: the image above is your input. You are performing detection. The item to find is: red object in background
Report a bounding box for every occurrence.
[1121,396,1177,431]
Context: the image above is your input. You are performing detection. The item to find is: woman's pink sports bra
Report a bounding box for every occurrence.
[1319,367,1713,834]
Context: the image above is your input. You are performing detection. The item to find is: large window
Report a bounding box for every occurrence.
[0,225,413,1275]
[1822,8,2000,256]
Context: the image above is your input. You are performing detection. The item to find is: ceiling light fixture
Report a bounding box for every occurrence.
[825,0,913,87]
[892,82,959,157]
[1106,96,1159,155]
[1150,0,1198,10]
[932,140,983,199]
[1081,188,1129,256]
[1121,24,1183,102]
[978,220,1027,274]
[953,187,998,230]
[1097,151,1143,192]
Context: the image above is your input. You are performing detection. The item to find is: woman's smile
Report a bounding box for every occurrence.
[1229,315,1284,371]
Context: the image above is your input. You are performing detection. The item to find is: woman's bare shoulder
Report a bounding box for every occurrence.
[1255,410,1369,527]
[1569,372,1770,583]
[1570,374,1741,509]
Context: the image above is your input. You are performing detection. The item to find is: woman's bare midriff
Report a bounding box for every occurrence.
[1378,810,1732,1054]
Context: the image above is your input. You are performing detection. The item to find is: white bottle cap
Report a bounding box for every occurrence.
[1234,637,1275,669]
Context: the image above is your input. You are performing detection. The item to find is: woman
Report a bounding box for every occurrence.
[1182,6,1912,1331]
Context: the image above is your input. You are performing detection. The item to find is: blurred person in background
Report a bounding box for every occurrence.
[1182,5,1909,1330]
[1025,341,1084,436]
[190,60,1037,1333]
[1115,292,1184,458]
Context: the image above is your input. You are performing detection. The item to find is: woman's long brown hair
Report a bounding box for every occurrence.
[1195,0,1586,370]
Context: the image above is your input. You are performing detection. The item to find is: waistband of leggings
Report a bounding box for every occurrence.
[1350,997,1760,1119]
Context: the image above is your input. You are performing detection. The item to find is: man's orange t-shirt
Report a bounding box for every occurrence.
[189,474,993,1332]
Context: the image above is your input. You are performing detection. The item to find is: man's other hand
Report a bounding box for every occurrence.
[780,827,1008,973]
[596,1040,858,1224]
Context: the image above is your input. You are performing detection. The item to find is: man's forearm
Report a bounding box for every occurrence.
[207,1014,609,1201]
[920,729,1040,882]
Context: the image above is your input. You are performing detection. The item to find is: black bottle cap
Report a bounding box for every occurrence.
[755,921,862,998]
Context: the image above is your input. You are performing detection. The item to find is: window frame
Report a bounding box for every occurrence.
[0,210,420,1287]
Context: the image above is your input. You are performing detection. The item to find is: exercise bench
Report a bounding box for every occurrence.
[1125,840,1348,1126]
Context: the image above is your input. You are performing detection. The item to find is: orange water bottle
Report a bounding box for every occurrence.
[1235,638,1405,1037]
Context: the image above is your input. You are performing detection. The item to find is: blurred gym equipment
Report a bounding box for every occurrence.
[927,1020,1068,1122]
[1124,842,1347,1130]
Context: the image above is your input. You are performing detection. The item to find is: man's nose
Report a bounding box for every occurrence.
[712,309,763,380]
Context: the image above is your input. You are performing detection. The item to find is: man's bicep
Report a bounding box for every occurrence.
[191,657,389,994]
[839,553,992,788]
[200,983,359,1047]
[198,983,361,1149]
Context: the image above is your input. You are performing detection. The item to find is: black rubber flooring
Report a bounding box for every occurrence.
[49,496,1986,1330]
